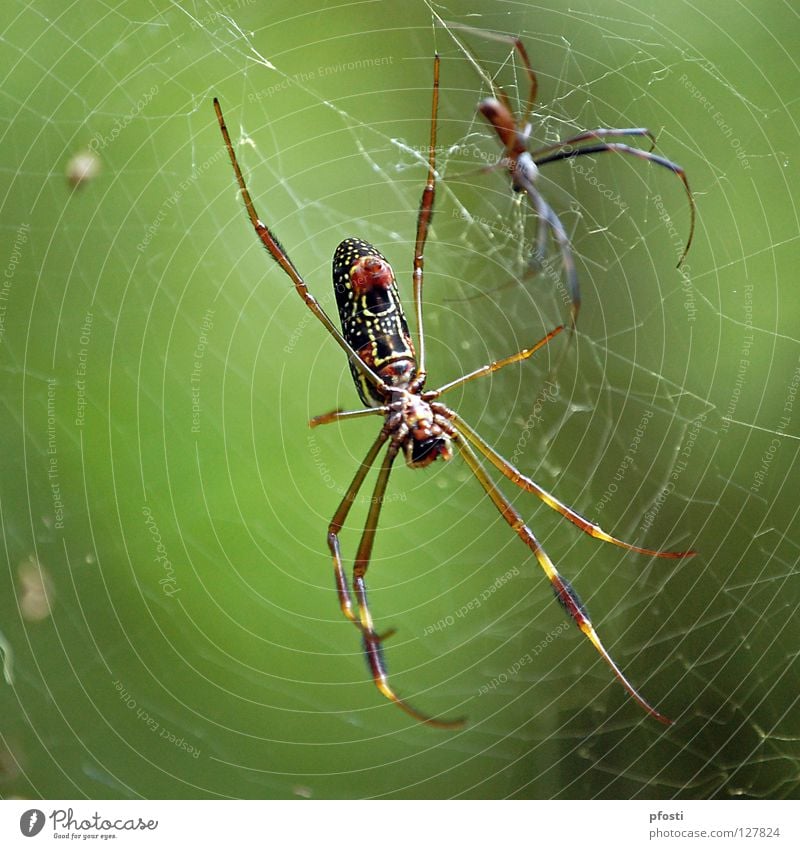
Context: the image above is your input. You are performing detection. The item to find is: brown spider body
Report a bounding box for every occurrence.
[478,98,539,195]
[479,97,538,192]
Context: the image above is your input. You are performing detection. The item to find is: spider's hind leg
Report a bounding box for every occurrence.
[326,430,463,728]
[452,430,673,725]
[349,442,465,729]
[447,409,695,560]
[326,431,390,628]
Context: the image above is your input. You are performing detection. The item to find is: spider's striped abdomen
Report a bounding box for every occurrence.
[332,237,417,407]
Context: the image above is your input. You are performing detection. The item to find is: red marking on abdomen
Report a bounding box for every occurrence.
[350,255,394,295]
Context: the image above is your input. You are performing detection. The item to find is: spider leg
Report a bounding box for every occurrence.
[309,407,387,428]
[438,20,539,127]
[214,99,387,394]
[434,17,537,189]
[350,441,465,729]
[517,175,581,329]
[433,23,578,322]
[424,325,564,399]
[410,54,440,390]
[532,127,657,158]
[452,432,673,725]
[327,431,390,629]
[533,141,696,266]
[444,409,695,559]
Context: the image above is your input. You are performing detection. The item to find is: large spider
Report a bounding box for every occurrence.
[439,20,696,328]
[213,54,693,729]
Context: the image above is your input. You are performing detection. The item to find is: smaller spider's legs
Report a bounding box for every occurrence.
[454,433,673,725]
[517,177,581,329]
[532,128,658,158]
[437,20,539,126]
[532,140,696,267]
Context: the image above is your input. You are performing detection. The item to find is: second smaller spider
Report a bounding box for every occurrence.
[439,19,696,328]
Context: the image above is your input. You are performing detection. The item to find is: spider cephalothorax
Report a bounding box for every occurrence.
[384,389,453,469]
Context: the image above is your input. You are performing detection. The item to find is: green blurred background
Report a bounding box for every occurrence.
[1,0,798,799]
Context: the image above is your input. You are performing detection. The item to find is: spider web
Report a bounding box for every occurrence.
[1,0,799,802]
